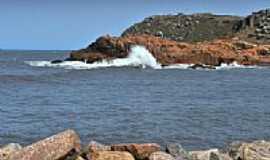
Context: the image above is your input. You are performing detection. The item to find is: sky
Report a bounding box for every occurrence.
[0,0,269,50]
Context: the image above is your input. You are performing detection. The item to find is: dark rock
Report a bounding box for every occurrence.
[190,64,216,70]
[51,59,63,64]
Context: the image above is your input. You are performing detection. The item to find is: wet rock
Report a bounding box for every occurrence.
[51,59,63,64]
[0,143,22,160]
[89,151,135,160]
[189,64,216,70]
[8,129,81,160]
[165,143,192,160]
[111,143,160,160]
[149,151,175,160]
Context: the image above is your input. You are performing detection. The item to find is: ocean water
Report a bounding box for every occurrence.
[1,49,270,150]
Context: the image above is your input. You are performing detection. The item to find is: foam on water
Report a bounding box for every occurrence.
[215,62,260,70]
[26,46,162,69]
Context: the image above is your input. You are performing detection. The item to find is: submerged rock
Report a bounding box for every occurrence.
[51,59,64,64]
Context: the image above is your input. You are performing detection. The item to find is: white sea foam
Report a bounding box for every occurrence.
[215,62,260,70]
[163,64,193,69]
[26,45,162,69]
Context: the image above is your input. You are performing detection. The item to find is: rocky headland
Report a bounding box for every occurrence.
[1,129,270,160]
[65,9,270,69]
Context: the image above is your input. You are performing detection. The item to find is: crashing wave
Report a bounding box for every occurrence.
[26,46,162,69]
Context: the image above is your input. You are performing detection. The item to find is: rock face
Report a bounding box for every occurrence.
[122,9,270,44]
[122,13,242,42]
[111,143,161,160]
[70,35,270,67]
[237,9,270,43]
[8,129,81,160]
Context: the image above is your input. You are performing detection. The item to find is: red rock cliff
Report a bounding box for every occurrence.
[70,35,270,66]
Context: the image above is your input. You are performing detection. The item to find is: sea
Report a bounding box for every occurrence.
[1,46,270,150]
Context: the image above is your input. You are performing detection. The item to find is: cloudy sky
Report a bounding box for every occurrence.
[0,0,269,50]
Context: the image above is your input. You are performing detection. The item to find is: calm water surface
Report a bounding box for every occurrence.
[1,50,270,150]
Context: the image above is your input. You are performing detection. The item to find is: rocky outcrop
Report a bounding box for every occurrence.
[122,9,270,44]
[67,9,270,68]
[122,13,242,42]
[70,35,270,67]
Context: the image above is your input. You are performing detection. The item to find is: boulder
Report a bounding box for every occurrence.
[226,141,245,160]
[190,149,231,160]
[165,143,192,160]
[88,141,111,152]
[8,129,81,160]
[89,151,135,160]
[149,151,175,160]
[0,143,22,160]
[111,143,160,160]
[239,140,270,160]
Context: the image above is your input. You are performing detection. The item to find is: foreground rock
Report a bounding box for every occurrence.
[149,151,175,160]
[0,143,22,160]
[190,149,232,160]
[226,140,270,160]
[111,143,160,160]
[8,129,81,160]
[89,151,134,160]
[70,35,270,67]
[166,143,192,160]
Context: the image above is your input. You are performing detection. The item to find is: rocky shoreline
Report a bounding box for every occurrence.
[1,129,270,160]
[60,9,270,69]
